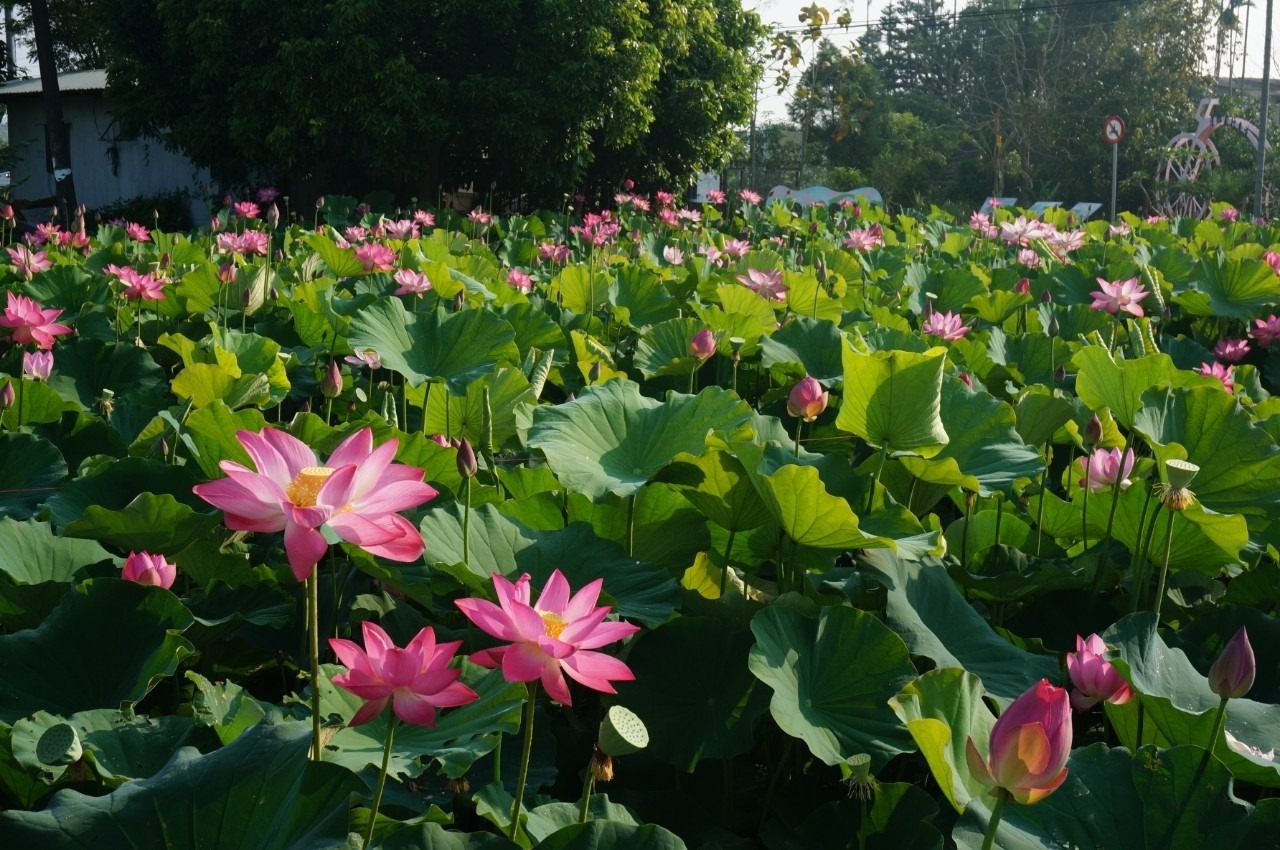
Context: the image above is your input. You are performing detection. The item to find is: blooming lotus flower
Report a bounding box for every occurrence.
[844,227,884,251]
[413,209,435,228]
[737,267,788,302]
[537,241,570,264]
[1078,448,1134,492]
[124,222,152,242]
[233,201,261,220]
[122,551,177,589]
[22,350,52,381]
[455,570,640,705]
[1107,221,1130,237]
[256,186,280,204]
[1208,626,1255,700]
[969,211,998,239]
[966,679,1072,805]
[193,427,438,581]
[1089,277,1149,317]
[1264,251,1280,275]
[330,621,478,726]
[1046,228,1086,254]
[787,376,828,422]
[345,349,382,370]
[999,216,1050,247]
[107,264,166,301]
[690,329,716,360]
[922,310,969,341]
[738,189,762,205]
[1213,338,1250,363]
[1066,634,1132,710]
[706,189,727,204]
[1220,206,1240,222]
[354,243,396,273]
[507,268,533,292]
[1251,315,1280,348]
[0,292,72,349]
[392,269,432,298]
[467,208,492,226]
[1199,361,1235,393]
[662,245,685,265]
[383,219,420,241]
[7,245,53,280]
[723,238,751,258]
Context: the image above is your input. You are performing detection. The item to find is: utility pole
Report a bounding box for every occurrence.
[3,3,17,80]
[1255,0,1273,219]
[30,0,77,213]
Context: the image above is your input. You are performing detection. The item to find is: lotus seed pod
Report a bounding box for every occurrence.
[36,723,82,766]
[598,705,649,757]
[1164,459,1200,490]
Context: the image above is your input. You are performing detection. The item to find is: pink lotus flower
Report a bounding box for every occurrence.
[966,679,1072,805]
[690,329,716,360]
[22,350,53,381]
[655,190,676,207]
[723,238,751,258]
[844,227,884,251]
[392,269,432,298]
[354,244,396,273]
[1200,361,1235,393]
[1017,248,1042,269]
[969,212,999,239]
[413,209,435,228]
[922,310,969,341]
[1208,626,1255,700]
[706,189,727,204]
[233,201,261,220]
[537,241,570,264]
[1089,277,1149,317]
[125,222,152,242]
[1000,216,1049,247]
[1251,315,1280,348]
[507,268,533,293]
[737,267,788,302]
[787,376,828,422]
[1107,221,1130,238]
[676,208,701,224]
[256,186,280,204]
[0,292,72,349]
[1066,634,1132,710]
[1263,251,1280,275]
[1077,447,1134,492]
[383,219,420,241]
[1213,338,1250,363]
[107,264,166,301]
[345,349,381,370]
[455,570,640,705]
[193,427,438,581]
[698,244,725,265]
[121,551,177,589]
[330,621,478,726]
[467,208,492,226]
[738,189,762,205]
[1220,206,1240,222]
[662,245,685,265]
[657,209,678,227]
[7,245,53,280]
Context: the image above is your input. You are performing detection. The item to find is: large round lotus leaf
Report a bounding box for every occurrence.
[1173,256,1280,322]
[0,432,67,521]
[837,346,948,457]
[46,457,205,528]
[526,380,754,500]
[748,604,917,768]
[613,617,770,771]
[534,821,688,850]
[759,315,846,386]
[898,379,1043,496]
[0,722,363,849]
[348,298,520,392]
[756,464,893,550]
[0,579,194,724]
[180,401,264,479]
[1133,385,1280,519]
[632,317,712,379]
[0,518,112,586]
[890,669,997,814]
[1,380,74,429]
[1103,613,1280,788]
[859,551,1058,704]
[953,744,1277,849]
[46,338,167,409]
[1073,348,1217,429]
[658,448,772,532]
[422,367,533,448]
[610,265,679,329]
[379,822,521,849]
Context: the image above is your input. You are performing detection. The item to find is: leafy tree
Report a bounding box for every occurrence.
[8,0,105,71]
[786,39,890,176]
[82,0,762,203]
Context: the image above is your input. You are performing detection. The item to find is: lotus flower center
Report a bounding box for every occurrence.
[286,466,335,507]
[539,611,567,639]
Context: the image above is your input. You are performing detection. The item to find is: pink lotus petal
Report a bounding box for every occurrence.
[559,650,635,694]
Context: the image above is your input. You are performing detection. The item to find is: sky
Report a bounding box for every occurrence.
[745,0,1280,124]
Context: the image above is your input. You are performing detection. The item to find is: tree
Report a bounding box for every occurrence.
[786,39,890,175]
[84,0,762,204]
[10,0,104,70]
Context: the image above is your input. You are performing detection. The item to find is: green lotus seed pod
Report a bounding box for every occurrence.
[1164,458,1200,490]
[36,723,81,767]
[598,705,649,757]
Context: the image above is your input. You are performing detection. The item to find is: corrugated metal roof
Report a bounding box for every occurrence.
[0,69,107,97]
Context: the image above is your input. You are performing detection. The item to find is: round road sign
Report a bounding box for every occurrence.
[1103,115,1126,145]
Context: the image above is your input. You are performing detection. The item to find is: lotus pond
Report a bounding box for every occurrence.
[0,193,1278,849]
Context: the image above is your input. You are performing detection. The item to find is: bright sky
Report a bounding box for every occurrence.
[746,0,1280,124]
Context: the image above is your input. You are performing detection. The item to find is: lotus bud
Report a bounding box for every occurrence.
[958,371,973,388]
[1208,626,1255,700]
[787,376,829,422]
[429,434,449,447]
[121,551,177,589]
[1066,634,1132,710]
[1015,277,1031,295]
[1040,289,1053,303]
[456,438,478,479]
[316,196,326,209]
[1083,413,1103,447]
[23,350,53,381]
[589,361,602,382]
[816,255,828,284]
[266,203,280,229]
[1054,365,1066,384]
[453,291,465,311]
[690,329,716,360]
[0,380,13,411]
[1047,314,1060,336]
[320,361,342,398]
[965,679,1072,805]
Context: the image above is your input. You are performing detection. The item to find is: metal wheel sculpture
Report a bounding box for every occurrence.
[1157,98,1270,218]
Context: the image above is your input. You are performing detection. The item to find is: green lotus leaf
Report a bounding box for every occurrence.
[526,796,642,843]
[748,604,917,768]
[953,743,1276,849]
[1073,347,1216,429]
[1173,256,1280,321]
[756,464,893,550]
[658,448,772,532]
[0,433,67,520]
[422,367,533,449]
[549,264,611,314]
[837,346,948,457]
[1013,389,1075,447]
[376,822,520,849]
[59,708,197,787]
[1104,613,1280,787]
[982,328,1072,388]
[0,517,113,585]
[0,721,362,849]
[182,401,264,479]
[534,821,688,850]
[187,671,270,746]
[66,492,222,553]
[632,317,713,379]
[784,269,843,321]
[890,669,997,813]
[898,379,1043,496]
[1133,385,1280,518]
[860,551,1058,703]
[0,579,194,724]
[306,231,368,277]
[45,339,167,409]
[348,299,520,392]
[610,265,679,329]
[564,484,712,574]
[527,381,753,500]
[287,279,355,351]
[1,380,77,428]
[759,316,847,385]
[613,617,770,771]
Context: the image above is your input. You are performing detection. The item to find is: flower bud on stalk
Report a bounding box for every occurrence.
[1208,627,1255,700]
[456,438,478,479]
[320,361,343,398]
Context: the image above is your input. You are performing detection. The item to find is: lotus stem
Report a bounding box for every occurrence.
[1151,509,1178,621]
[993,495,1004,550]
[1091,486,1123,594]
[758,735,794,835]
[961,491,975,573]
[362,716,397,849]
[462,476,472,568]
[980,788,1011,850]
[626,492,636,557]
[509,682,539,841]
[423,382,431,435]
[1128,488,1161,614]
[578,761,595,824]
[1080,455,1091,553]
[794,419,803,458]
[868,445,887,515]
[720,528,737,597]
[307,572,322,761]
[1035,441,1051,556]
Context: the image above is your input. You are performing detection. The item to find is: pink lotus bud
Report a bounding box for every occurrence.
[958,371,973,388]
[122,551,177,589]
[0,380,14,410]
[456,438,478,479]
[23,350,53,381]
[1015,277,1031,295]
[1066,634,1132,710]
[1083,413,1103,447]
[966,679,1072,804]
[690,329,716,360]
[787,376,829,422]
[320,361,343,398]
[266,203,281,229]
[429,434,449,447]
[1208,626,1255,700]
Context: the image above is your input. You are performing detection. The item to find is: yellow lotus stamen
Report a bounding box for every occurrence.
[539,610,567,639]
[286,466,336,507]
